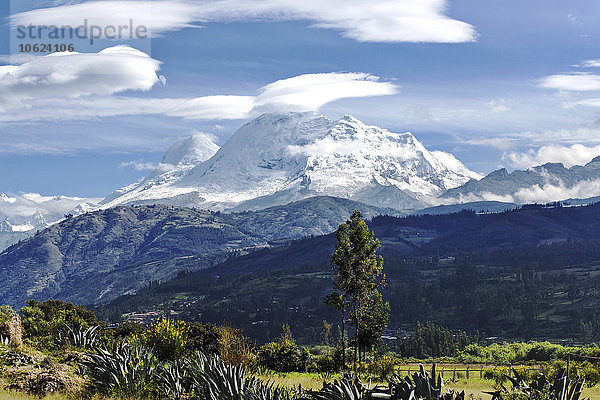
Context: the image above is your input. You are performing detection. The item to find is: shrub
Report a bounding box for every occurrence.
[458,342,600,365]
[218,325,255,367]
[541,360,600,387]
[368,355,397,382]
[258,325,309,372]
[0,305,16,325]
[111,321,146,340]
[314,354,338,373]
[132,318,188,361]
[483,366,510,385]
[20,299,102,348]
[187,321,221,355]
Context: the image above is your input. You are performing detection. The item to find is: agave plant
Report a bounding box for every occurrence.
[387,364,464,400]
[306,376,365,400]
[247,380,301,400]
[484,369,586,400]
[185,351,256,400]
[82,340,160,398]
[0,335,11,347]
[59,325,99,350]
[302,375,393,400]
[389,364,442,400]
[156,359,189,400]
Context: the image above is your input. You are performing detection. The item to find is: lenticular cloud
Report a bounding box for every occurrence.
[12,0,477,43]
[0,46,162,110]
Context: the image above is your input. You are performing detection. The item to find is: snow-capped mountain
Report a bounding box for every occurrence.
[102,133,221,205]
[442,157,600,204]
[102,112,481,211]
[0,193,100,250]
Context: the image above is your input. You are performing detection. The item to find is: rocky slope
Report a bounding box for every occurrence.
[0,196,393,307]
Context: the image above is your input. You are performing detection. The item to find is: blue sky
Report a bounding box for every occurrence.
[2,0,600,197]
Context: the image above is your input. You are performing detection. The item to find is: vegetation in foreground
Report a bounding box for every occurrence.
[0,298,600,399]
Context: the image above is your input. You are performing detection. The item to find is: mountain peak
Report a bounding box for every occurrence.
[537,162,566,171]
[339,114,362,124]
[161,133,220,166]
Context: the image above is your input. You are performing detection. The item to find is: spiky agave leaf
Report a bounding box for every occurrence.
[82,340,159,398]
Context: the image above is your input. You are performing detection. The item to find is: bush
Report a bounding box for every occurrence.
[131,318,188,361]
[0,305,16,325]
[368,355,397,382]
[111,321,146,340]
[20,299,102,349]
[314,354,338,372]
[217,325,255,367]
[187,321,221,355]
[258,325,310,372]
[541,360,600,387]
[458,342,600,365]
[483,366,510,385]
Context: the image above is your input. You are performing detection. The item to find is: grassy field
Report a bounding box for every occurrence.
[256,373,600,400]
[1,373,599,400]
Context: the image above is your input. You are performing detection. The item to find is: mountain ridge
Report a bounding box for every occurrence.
[0,196,395,307]
[443,158,600,204]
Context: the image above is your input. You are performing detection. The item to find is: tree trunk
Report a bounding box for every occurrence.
[341,307,346,370]
[354,300,359,369]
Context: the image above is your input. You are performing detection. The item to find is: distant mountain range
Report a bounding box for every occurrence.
[0,193,99,251]
[0,196,393,307]
[101,202,600,343]
[442,158,600,204]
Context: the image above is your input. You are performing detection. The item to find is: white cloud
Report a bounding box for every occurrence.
[462,137,518,151]
[570,98,600,108]
[0,71,397,122]
[166,95,255,120]
[487,98,509,113]
[574,59,600,68]
[504,144,600,169]
[252,73,398,113]
[0,54,39,65]
[539,73,600,91]
[12,0,477,43]
[119,160,165,171]
[463,128,600,154]
[0,46,162,110]
[510,179,600,203]
[286,136,418,158]
[520,128,600,145]
[0,192,100,226]
[443,179,600,205]
[287,137,371,156]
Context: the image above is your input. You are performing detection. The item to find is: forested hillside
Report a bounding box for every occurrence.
[99,203,600,344]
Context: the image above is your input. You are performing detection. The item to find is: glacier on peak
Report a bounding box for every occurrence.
[102,112,480,211]
[161,132,220,166]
